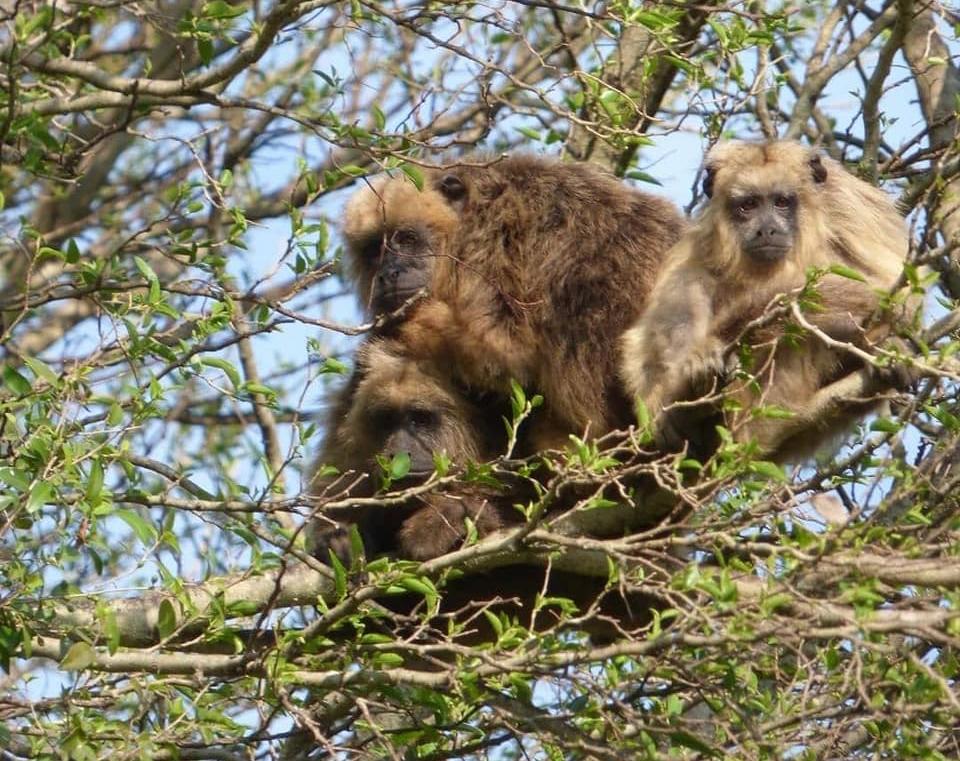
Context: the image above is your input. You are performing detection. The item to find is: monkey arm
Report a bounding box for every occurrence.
[397,299,537,391]
[623,261,723,416]
[719,275,887,348]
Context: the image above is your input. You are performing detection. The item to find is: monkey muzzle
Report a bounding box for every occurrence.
[748,245,790,264]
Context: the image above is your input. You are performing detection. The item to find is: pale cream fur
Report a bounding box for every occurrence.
[620,140,911,458]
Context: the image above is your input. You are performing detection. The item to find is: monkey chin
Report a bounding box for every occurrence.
[376,283,429,314]
[745,244,790,266]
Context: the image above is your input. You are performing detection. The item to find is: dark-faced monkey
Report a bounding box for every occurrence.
[343,155,687,445]
[620,140,912,459]
[307,338,519,562]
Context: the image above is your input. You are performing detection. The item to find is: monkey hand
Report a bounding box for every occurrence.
[396,500,467,561]
[396,494,509,561]
[869,354,918,392]
[653,401,721,456]
[306,519,370,568]
[678,339,730,401]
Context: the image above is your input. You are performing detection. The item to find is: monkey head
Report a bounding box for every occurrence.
[342,171,469,316]
[699,141,835,272]
[334,340,503,485]
[309,338,513,561]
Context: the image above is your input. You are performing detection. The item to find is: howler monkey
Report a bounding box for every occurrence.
[307,339,518,562]
[343,155,686,442]
[620,140,912,459]
[313,156,686,562]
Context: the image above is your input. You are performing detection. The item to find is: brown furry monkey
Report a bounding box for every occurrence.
[307,338,520,562]
[343,155,686,443]
[620,140,912,459]
[315,156,684,562]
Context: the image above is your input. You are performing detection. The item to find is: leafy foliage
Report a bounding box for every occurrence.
[0,1,959,759]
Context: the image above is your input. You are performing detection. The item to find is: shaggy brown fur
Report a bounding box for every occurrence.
[315,156,685,562]
[344,155,687,445]
[307,339,518,562]
[620,140,912,459]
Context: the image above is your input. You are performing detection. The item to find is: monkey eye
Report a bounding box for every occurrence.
[773,194,796,210]
[392,228,421,247]
[408,408,439,430]
[362,239,384,262]
[371,409,401,431]
[735,197,759,216]
[438,173,467,201]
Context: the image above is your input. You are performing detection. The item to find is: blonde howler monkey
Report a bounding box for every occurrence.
[620,140,913,460]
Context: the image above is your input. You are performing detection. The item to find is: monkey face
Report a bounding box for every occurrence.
[703,141,832,270]
[366,402,446,477]
[340,341,502,489]
[342,171,469,317]
[727,189,799,265]
[359,224,437,313]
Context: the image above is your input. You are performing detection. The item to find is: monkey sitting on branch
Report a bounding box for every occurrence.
[308,156,687,562]
[620,140,914,460]
[307,337,524,562]
[342,155,686,447]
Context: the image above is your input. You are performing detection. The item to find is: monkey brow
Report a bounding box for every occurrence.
[732,180,797,196]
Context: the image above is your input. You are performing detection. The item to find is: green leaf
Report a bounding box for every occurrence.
[85,460,104,505]
[397,576,438,610]
[3,366,31,395]
[372,104,386,130]
[625,170,663,185]
[828,264,867,283]
[22,356,59,387]
[320,357,349,376]
[26,481,53,512]
[115,509,158,546]
[482,609,504,638]
[225,600,259,617]
[200,356,241,387]
[157,599,177,639]
[388,451,411,480]
[510,673,533,703]
[107,402,124,426]
[102,607,120,655]
[515,126,541,141]
[0,468,29,491]
[870,417,902,433]
[400,163,424,191]
[0,624,22,673]
[60,642,95,671]
[373,652,404,668]
[203,0,246,19]
[747,460,787,482]
[329,549,347,598]
[244,382,276,397]
[133,255,159,285]
[348,524,364,564]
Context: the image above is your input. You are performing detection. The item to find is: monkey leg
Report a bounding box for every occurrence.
[396,493,514,561]
[308,503,421,565]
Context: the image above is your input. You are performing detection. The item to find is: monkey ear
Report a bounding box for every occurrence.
[809,155,828,184]
[437,173,467,203]
[702,166,716,198]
